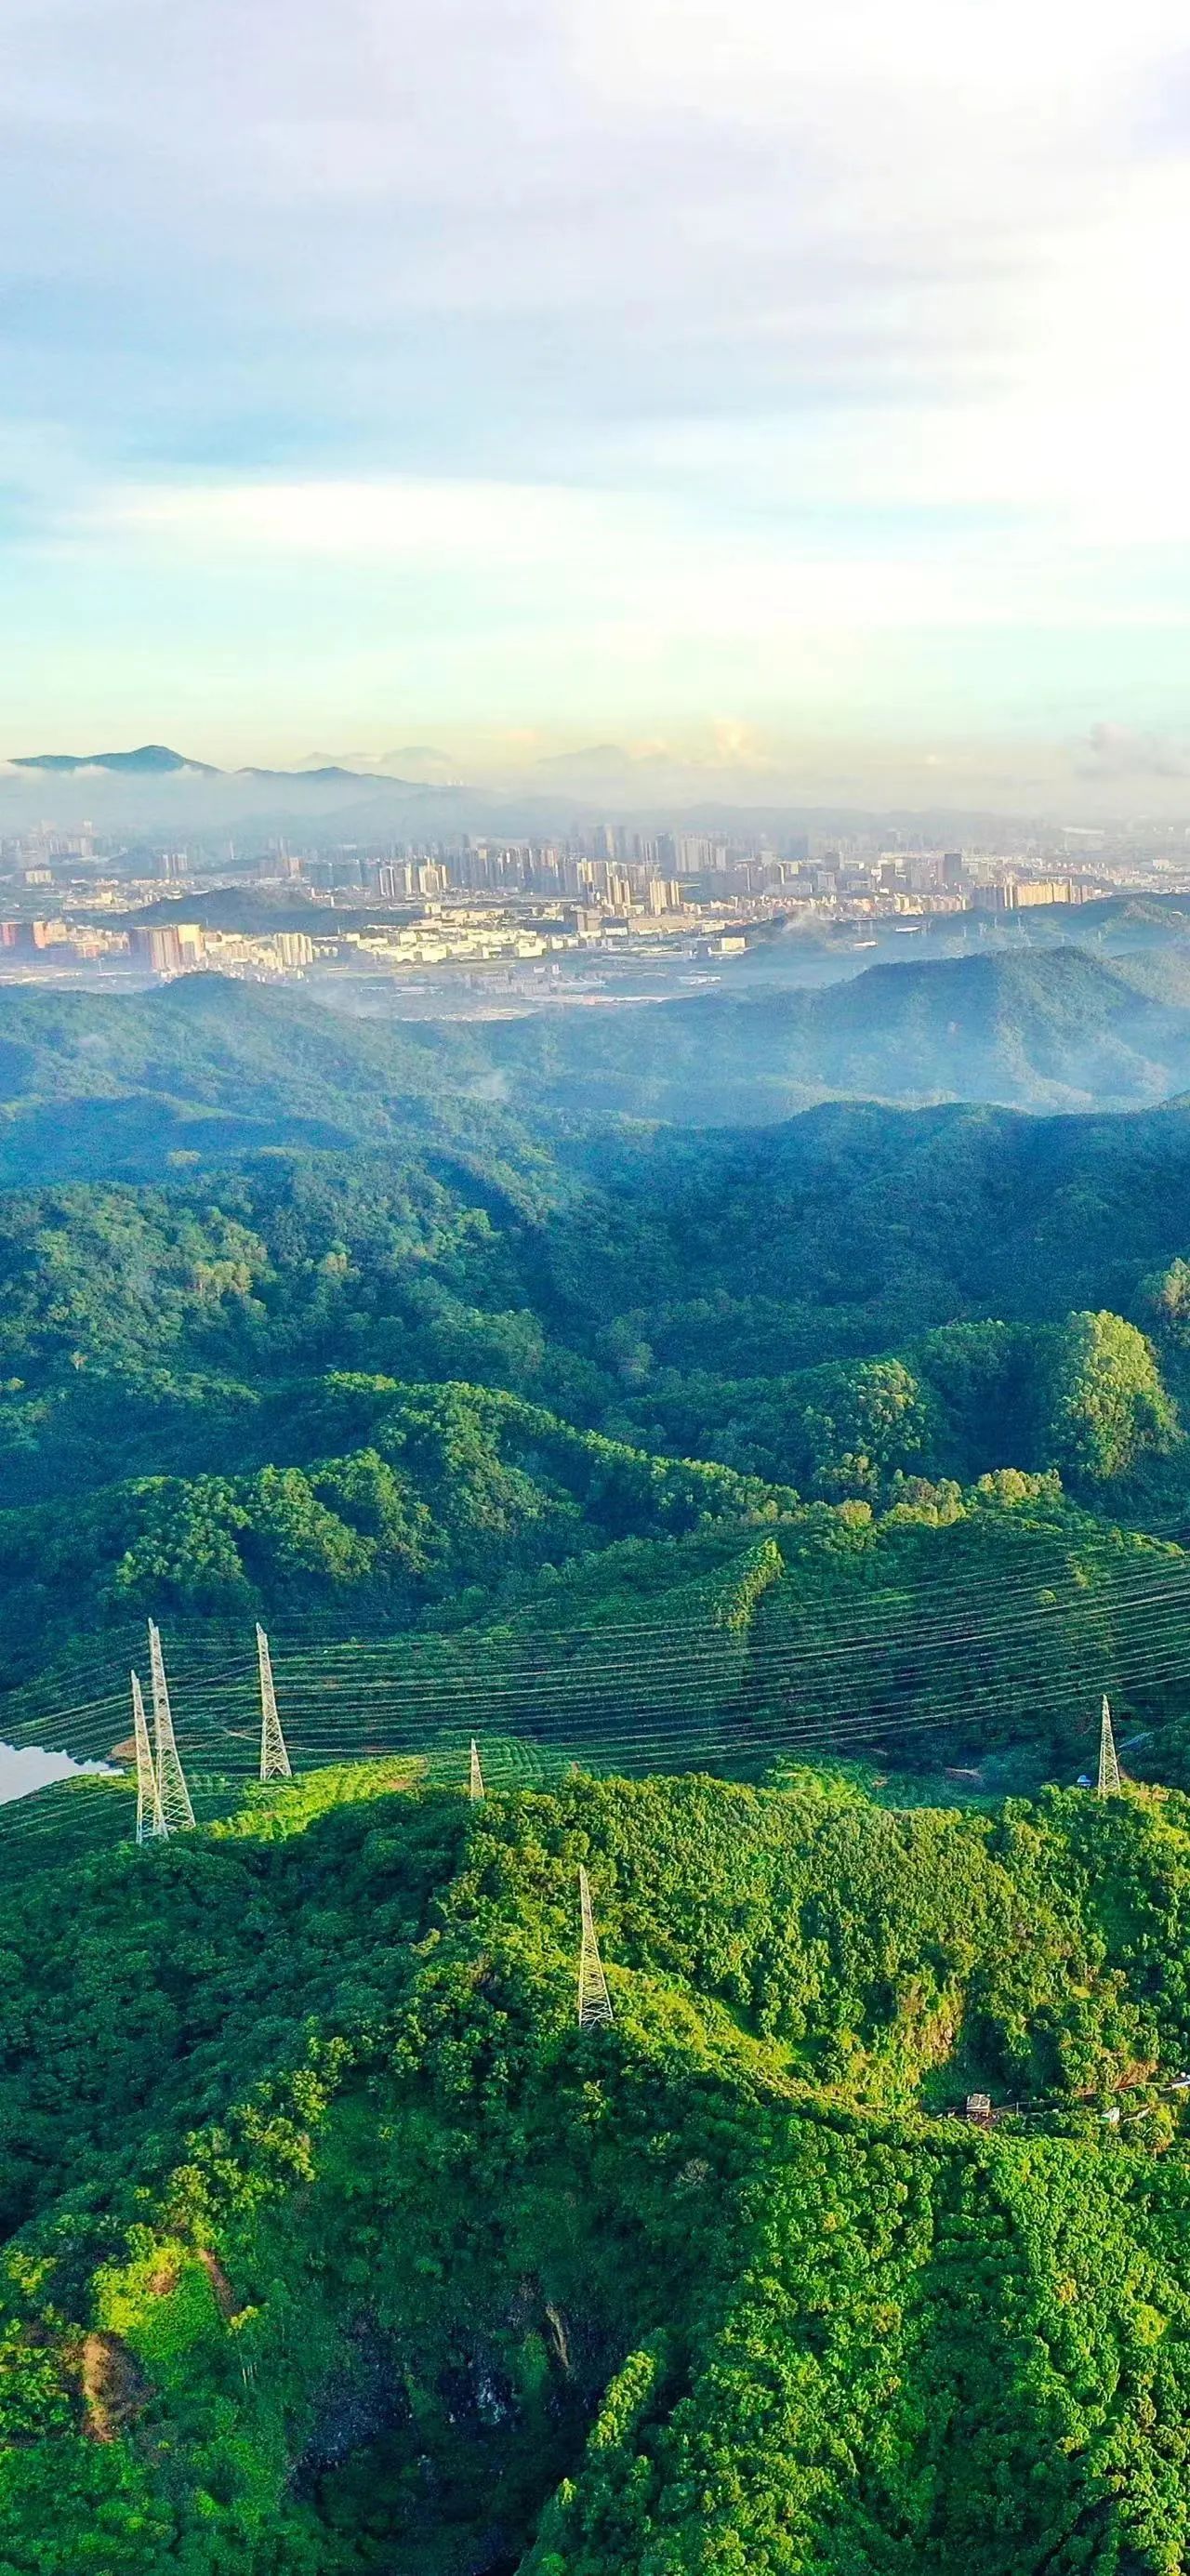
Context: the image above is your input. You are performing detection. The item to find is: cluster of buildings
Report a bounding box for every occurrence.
[99,901,755,984]
[258,833,1094,919]
[0,817,1154,994]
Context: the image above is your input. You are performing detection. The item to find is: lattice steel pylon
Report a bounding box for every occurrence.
[148,1619,195,1831]
[130,1669,165,1845]
[256,1624,293,1782]
[469,1737,484,1801]
[1098,1693,1122,1798]
[577,1866,614,2028]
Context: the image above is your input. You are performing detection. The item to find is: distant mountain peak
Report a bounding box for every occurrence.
[11,744,217,776]
[535,743,632,774]
[234,762,435,787]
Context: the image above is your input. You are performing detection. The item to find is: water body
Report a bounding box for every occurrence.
[0,1742,116,1806]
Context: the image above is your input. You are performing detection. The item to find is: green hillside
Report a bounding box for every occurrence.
[8,950,1190,1201]
[7,1103,1190,1507]
[481,945,1190,1118]
[3,1438,1186,1793]
[7,971,1190,2566]
[3,1069,1190,1785]
[6,1763,1190,2572]
[0,977,536,1187]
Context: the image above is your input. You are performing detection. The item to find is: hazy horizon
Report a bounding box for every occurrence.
[5,730,1190,826]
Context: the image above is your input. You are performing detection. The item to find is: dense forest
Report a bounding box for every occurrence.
[479,941,1190,1118]
[11,941,1190,1190]
[7,957,1190,2566]
[7,1761,1190,2571]
[4,975,1190,1776]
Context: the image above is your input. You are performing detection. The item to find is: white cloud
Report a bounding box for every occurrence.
[104,477,612,564]
[3,0,1190,788]
[1078,722,1190,780]
[88,469,1190,635]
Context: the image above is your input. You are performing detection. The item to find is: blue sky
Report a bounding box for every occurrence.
[3,0,1190,806]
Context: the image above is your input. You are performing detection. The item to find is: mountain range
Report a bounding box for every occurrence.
[9,743,428,785]
[480,944,1190,1116]
[0,740,1087,839]
[6,947,1190,1196]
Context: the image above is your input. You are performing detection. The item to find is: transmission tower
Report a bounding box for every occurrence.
[130,1670,165,1845]
[577,1867,614,2028]
[1098,1694,1121,1798]
[148,1619,195,1831]
[469,1737,484,1801]
[256,1624,293,1782]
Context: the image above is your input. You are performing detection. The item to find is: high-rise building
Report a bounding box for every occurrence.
[375,862,414,898]
[1012,878,1081,908]
[132,924,185,973]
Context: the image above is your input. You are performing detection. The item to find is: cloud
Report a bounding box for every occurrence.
[1078,722,1190,781]
[79,469,1190,648]
[100,477,615,565]
[3,0,1190,792]
[5,0,1187,487]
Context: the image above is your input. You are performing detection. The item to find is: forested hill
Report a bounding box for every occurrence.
[9,971,1190,2567]
[7,947,1190,1195]
[6,1084,1190,1777]
[7,1760,1190,2572]
[479,944,1190,1119]
[0,977,542,1190]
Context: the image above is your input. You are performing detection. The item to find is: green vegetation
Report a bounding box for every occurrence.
[478,944,1190,1117]
[3,976,1190,1777]
[9,950,1190,1201]
[5,1763,1190,2570]
[0,974,544,1183]
[7,962,1190,2564]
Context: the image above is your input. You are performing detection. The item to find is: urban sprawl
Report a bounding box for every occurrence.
[0,820,1181,998]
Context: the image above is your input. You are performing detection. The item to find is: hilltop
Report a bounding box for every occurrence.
[3,1072,1190,1778]
[5,1759,1190,2571]
[9,744,218,776]
[481,945,1190,1118]
[8,745,421,783]
[0,975,542,1188]
[7,949,1190,1200]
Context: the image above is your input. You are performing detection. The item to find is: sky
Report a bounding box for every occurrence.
[3,0,1190,809]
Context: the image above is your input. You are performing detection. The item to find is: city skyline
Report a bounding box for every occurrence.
[3,2,1190,808]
